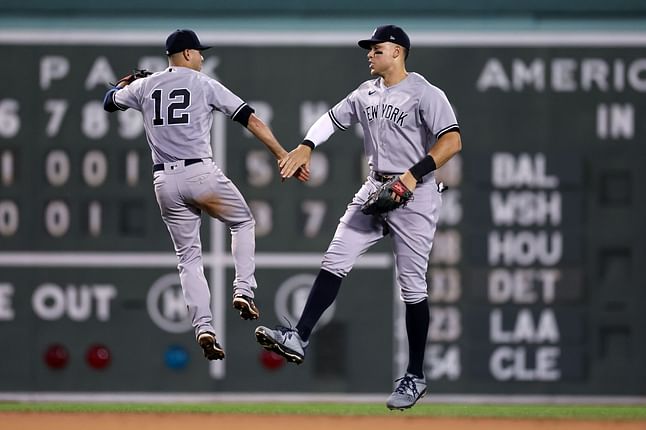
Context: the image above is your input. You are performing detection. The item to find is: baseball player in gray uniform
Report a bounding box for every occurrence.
[255,25,461,409]
[103,29,307,361]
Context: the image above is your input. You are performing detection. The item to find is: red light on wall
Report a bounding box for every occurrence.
[43,344,69,369]
[86,344,111,370]
[259,349,285,371]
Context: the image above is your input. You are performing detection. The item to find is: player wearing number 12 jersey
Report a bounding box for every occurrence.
[103,29,307,361]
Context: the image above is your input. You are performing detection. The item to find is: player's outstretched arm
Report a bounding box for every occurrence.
[246,113,309,182]
[279,110,337,179]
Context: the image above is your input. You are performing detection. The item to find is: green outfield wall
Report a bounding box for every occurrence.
[0,30,644,396]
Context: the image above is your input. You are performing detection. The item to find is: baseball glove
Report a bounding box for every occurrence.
[361,177,413,215]
[110,69,153,87]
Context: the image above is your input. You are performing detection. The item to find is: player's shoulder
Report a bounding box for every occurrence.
[349,78,380,98]
[131,69,162,86]
[137,67,193,84]
[194,69,215,82]
[357,78,379,90]
[408,72,448,97]
[171,68,229,93]
[192,70,228,90]
[408,72,441,90]
[161,66,212,81]
[149,68,166,77]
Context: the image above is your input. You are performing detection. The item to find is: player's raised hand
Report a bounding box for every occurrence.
[277,157,310,182]
[293,164,310,182]
[279,144,312,179]
[276,148,310,182]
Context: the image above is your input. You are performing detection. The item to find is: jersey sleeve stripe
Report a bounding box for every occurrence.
[232,104,254,127]
[436,124,460,139]
[231,102,248,120]
[328,110,348,131]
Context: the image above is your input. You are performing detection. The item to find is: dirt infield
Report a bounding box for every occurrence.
[3,413,646,430]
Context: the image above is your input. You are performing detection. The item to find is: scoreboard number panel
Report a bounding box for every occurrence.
[0,46,171,251]
[0,34,645,395]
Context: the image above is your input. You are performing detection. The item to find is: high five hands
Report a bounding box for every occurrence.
[279,144,312,181]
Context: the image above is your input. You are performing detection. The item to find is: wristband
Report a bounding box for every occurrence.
[409,155,437,181]
[301,140,315,150]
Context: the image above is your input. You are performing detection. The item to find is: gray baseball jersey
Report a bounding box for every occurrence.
[113,66,249,164]
[329,72,458,176]
[109,66,257,338]
[321,72,459,303]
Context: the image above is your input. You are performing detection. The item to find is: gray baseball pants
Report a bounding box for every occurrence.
[322,176,441,303]
[153,159,257,338]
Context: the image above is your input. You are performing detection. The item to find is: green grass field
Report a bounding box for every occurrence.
[1,403,645,420]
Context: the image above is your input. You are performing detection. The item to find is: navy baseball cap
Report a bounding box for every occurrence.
[358,25,411,51]
[165,29,211,55]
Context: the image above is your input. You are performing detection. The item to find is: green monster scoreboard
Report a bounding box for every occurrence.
[0,31,645,396]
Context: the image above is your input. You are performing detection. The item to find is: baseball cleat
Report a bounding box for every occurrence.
[197,332,225,361]
[232,294,260,320]
[386,374,427,410]
[254,325,307,365]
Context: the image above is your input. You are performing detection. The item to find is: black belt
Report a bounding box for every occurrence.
[371,171,423,183]
[153,158,203,172]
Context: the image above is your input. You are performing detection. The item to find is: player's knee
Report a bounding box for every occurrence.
[229,216,255,233]
[320,261,349,279]
[177,247,202,266]
[398,273,429,303]
[400,289,428,304]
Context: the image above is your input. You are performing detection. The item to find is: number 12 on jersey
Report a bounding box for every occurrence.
[151,88,191,126]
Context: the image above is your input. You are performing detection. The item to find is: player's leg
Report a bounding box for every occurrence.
[301,179,388,336]
[186,161,259,319]
[256,179,385,362]
[255,213,384,364]
[385,180,441,408]
[153,171,223,359]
